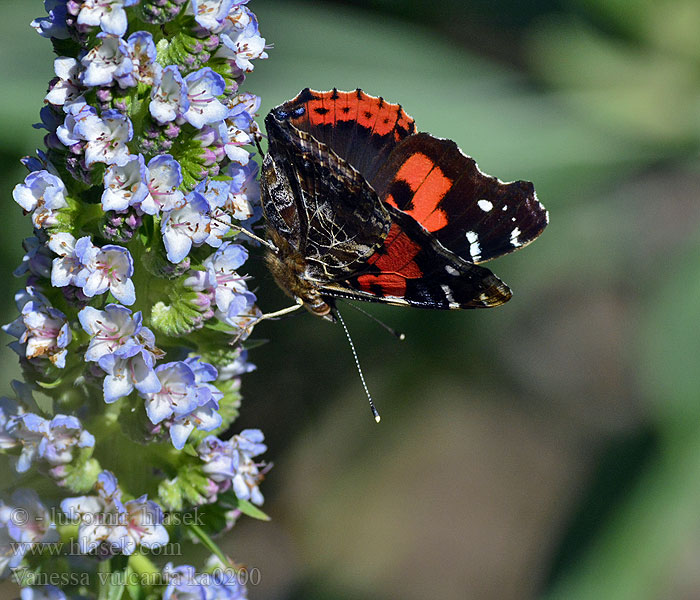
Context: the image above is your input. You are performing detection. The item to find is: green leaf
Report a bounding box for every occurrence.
[236,498,270,521]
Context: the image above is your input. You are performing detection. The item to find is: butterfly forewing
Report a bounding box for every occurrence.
[271,88,417,186]
[371,133,548,264]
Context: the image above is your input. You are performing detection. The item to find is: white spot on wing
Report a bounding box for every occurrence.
[510,227,522,247]
[445,265,459,276]
[502,205,508,211]
[441,284,459,308]
[466,231,481,261]
[477,199,493,212]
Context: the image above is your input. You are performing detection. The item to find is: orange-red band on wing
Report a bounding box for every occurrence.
[388,153,451,232]
[357,224,424,295]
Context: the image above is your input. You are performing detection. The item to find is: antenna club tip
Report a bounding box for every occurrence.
[375,415,381,423]
[398,333,406,341]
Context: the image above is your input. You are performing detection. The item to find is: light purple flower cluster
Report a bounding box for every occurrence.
[4,1,271,595]
[198,428,267,505]
[12,170,68,230]
[163,559,247,599]
[20,586,67,600]
[183,241,259,332]
[142,357,224,449]
[0,490,58,577]
[4,287,71,368]
[4,410,94,474]
[78,304,161,402]
[61,471,168,555]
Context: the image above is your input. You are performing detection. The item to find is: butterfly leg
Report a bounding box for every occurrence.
[254,297,304,322]
[233,297,304,343]
[208,214,278,252]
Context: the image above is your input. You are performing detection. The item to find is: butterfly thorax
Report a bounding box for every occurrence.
[264,229,335,320]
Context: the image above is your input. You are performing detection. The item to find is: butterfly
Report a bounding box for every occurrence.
[259,88,548,322]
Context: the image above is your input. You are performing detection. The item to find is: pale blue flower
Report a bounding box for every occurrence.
[218,289,258,336]
[101,154,149,211]
[217,7,267,73]
[14,235,53,281]
[81,33,134,88]
[163,559,248,599]
[162,564,208,600]
[74,237,136,305]
[48,232,80,287]
[206,564,248,599]
[207,207,232,248]
[169,399,222,450]
[31,1,70,40]
[12,170,67,229]
[61,471,169,556]
[224,160,259,220]
[0,490,57,576]
[38,415,95,466]
[183,68,229,129]
[56,99,97,148]
[189,0,235,32]
[142,362,199,424]
[7,413,48,473]
[140,154,186,215]
[220,92,260,163]
[9,413,93,472]
[75,109,133,167]
[168,357,223,449]
[198,429,266,505]
[218,348,256,381]
[194,178,230,210]
[3,287,72,368]
[45,56,82,106]
[126,31,161,86]
[78,304,144,362]
[149,65,189,125]
[78,0,140,37]
[202,242,249,314]
[98,327,161,403]
[161,192,213,263]
[20,586,67,600]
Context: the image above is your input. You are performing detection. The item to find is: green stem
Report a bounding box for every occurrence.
[189,523,230,567]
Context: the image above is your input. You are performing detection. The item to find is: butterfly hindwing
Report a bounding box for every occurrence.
[323,206,512,309]
[371,133,548,264]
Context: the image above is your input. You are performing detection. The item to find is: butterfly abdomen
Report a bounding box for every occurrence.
[265,224,335,321]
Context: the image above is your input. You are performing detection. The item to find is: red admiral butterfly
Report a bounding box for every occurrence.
[260,88,548,322]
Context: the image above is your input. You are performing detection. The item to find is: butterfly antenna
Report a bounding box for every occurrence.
[343,301,406,341]
[336,309,381,423]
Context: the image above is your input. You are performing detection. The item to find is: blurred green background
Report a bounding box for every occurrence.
[3,1,700,598]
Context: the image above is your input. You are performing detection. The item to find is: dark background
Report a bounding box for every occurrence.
[2,1,700,598]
